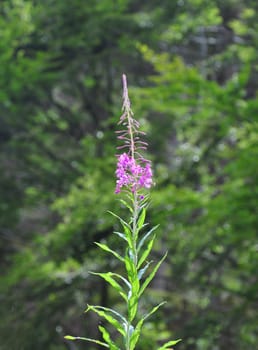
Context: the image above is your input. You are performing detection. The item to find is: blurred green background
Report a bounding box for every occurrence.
[0,0,257,349]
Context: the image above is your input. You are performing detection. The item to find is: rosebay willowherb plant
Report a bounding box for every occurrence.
[65,75,181,349]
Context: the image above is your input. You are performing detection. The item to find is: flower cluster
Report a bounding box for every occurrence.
[115,74,153,194]
[115,153,152,193]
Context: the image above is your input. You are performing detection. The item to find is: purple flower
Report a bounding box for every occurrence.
[115,153,153,194]
[115,75,153,194]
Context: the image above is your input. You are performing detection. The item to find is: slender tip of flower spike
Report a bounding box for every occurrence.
[122,74,127,95]
[122,73,127,87]
[122,74,130,110]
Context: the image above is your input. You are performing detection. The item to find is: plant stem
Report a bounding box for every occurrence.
[125,322,131,350]
[124,192,140,350]
[132,191,139,265]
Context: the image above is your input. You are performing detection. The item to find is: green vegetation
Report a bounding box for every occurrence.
[0,1,257,349]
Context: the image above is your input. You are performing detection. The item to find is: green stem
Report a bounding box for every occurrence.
[132,191,139,265]
[124,191,140,350]
[125,322,131,350]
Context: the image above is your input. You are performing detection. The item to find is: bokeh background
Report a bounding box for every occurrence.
[0,0,258,349]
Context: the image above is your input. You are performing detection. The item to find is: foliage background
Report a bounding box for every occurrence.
[0,0,257,349]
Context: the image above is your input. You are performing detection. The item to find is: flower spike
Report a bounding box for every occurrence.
[115,74,153,194]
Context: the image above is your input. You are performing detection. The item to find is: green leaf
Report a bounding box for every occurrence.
[90,272,127,301]
[137,225,159,253]
[129,302,166,349]
[64,335,76,340]
[95,242,124,262]
[86,305,127,336]
[112,273,131,288]
[137,234,156,269]
[137,207,146,230]
[157,339,182,349]
[122,223,134,250]
[128,278,140,322]
[108,210,131,229]
[129,318,144,350]
[142,301,166,321]
[114,231,127,241]
[128,291,138,322]
[139,252,167,297]
[108,210,133,249]
[137,261,152,280]
[64,335,109,347]
[124,252,139,322]
[99,326,120,350]
[119,198,133,213]
[124,251,137,282]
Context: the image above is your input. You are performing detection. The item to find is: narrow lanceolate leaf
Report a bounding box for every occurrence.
[157,339,182,349]
[86,305,127,336]
[90,272,127,301]
[124,251,140,322]
[142,302,166,321]
[129,318,144,350]
[137,234,156,269]
[95,242,124,262]
[98,326,120,350]
[112,273,131,289]
[86,305,127,323]
[64,335,77,340]
[139,252,167,297]
[64,335,109,347]
[137,261,152,280]
[114,231,127,241]
[128,291,138,322]
[119,198,133,214]
[129,302,166,350]
[107,210,131,230]
[137,207,146,230]
[124,252,139,289]
[108,210,134,249]
[122,223,134,250]
[128,275,140,322]
[137,225,159,253]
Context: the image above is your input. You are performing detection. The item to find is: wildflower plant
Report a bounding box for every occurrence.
[65,75,180,349]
